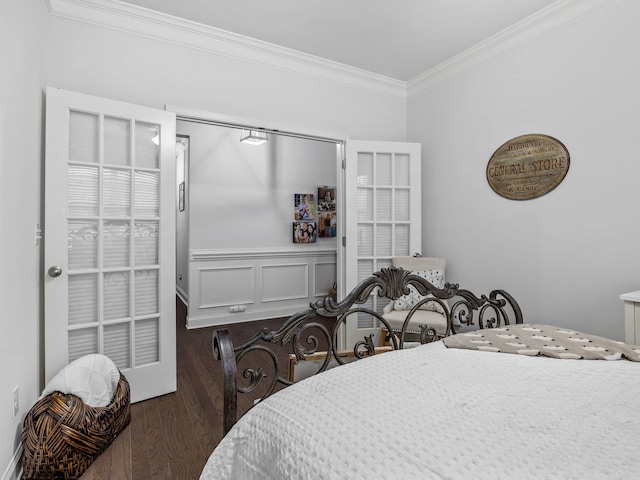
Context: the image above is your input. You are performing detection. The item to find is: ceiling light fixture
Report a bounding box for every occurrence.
[240,129,268,145]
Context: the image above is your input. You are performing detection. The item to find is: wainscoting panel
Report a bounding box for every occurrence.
[198,266,254,308]
[315,261,337,297]
[261,263,308,302]
[187,248,336,328]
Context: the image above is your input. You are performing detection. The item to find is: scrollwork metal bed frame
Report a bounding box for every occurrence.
[213,266,523,435]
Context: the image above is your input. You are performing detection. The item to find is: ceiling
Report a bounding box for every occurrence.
[121,0,559,81]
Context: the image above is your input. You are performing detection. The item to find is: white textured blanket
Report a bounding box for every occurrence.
[201,339,640,479]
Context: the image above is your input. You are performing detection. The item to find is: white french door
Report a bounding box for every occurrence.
[343,140,422,347]
[44,88,177,403]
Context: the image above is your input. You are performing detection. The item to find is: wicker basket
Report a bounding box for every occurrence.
[21,372,131,480]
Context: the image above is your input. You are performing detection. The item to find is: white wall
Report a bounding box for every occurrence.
[180,122,338,251]
[408,0,640,339]
[0,1,47,477]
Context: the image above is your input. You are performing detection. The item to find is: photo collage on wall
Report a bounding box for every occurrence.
[293,187,336,243]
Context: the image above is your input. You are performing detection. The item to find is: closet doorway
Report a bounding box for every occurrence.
[174,116,344,329]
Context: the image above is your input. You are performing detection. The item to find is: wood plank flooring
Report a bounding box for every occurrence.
[79,297,294,479]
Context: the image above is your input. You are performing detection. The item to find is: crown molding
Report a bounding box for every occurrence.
[46,0,620,104]
[46,0,406,100]
[407,0,622,98]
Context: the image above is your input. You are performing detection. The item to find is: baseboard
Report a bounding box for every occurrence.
[2,444,22,480]
[176,286,188,306]
[186,302,313,329]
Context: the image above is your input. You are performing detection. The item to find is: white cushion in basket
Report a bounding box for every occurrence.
[41,354,120,407]
[394,269,445,314]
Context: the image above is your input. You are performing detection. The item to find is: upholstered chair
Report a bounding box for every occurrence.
[381,256,449,346]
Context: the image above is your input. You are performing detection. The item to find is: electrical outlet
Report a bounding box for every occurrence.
[229,305,246,313]
[12,386,19,419]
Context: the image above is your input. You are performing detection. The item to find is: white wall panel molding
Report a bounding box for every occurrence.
[186,303,314,330]
[186,249,336,329]
[260,263,309,303]
[408,0,623,98]
[191,247,337,261]
[46,0,405,99]
[314,261,338,298]
[197,265,254,309]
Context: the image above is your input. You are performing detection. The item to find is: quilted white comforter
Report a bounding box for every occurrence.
[201,340,640,479]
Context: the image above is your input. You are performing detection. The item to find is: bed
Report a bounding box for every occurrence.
[200,267,640,479]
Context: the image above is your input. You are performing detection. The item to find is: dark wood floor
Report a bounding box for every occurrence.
[79,298,293,480]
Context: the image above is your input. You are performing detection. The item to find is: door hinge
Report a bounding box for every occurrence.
[34,223,42,245]
[342,158,346,169]
[342,236,346,247]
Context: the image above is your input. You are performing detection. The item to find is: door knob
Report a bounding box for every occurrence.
[48,266,62,277]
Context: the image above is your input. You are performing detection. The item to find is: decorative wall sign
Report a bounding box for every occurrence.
[486,134,570,200]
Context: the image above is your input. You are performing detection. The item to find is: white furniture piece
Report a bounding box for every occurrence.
[620,290,640,344]
[381,256,448,344]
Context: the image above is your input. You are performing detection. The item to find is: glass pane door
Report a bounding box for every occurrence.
[45,87,176,403]
[66,111,162,370]
[345,141,421,345]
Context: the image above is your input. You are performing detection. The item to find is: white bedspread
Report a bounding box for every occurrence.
[201,340,640,479]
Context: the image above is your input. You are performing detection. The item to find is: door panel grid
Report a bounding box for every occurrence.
[46,87,176,403]
[356,151,415,280]
[66,110,162,370]
[345,141,421,342]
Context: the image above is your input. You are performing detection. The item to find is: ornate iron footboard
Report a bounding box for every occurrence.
[213,266,523,435]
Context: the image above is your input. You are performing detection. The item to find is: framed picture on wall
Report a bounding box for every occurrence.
[318,212,337,238]
[294,193,315,220]
[318,186,336,212]
[293,222,317,243]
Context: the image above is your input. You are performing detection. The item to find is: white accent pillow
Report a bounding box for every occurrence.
[394,269,445,314]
